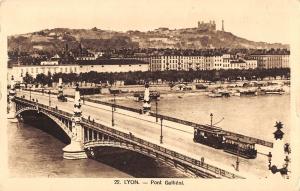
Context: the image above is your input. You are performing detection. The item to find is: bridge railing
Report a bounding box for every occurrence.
[83,98,142,113]
[80,117,243,179]
[17,92,273,148]
[23,88,59,95]
[15,97,73,118]
[148,112,273,148]
[22,88,139,113]
[82,97,272,148]
[14,96,242,178]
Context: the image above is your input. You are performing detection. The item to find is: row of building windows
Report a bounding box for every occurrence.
[21,67,78,74]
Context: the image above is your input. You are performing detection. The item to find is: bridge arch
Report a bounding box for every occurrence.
[13,98,241,178]
[83,140,215,178]
[84,140,158,159]
[16,107,73,139]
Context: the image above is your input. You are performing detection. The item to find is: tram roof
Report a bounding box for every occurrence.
[225,136,255,145]
[195,125,225,134]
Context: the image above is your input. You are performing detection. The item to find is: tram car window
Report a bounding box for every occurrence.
[193,126,225,149]
[193,126,257,159]
[223,136,257,159]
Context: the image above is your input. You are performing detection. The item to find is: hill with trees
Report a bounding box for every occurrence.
[8,26,289,53]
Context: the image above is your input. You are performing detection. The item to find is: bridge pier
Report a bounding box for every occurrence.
[63,84,87,160]
[7,76,18,122]
[62,122,87,160]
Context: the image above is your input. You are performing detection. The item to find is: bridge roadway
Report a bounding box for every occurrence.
[18,90,270,178]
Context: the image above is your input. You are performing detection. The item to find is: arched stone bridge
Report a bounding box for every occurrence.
[13,96,243,179]
[15,106,73,138]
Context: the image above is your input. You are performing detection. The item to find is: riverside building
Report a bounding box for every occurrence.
[149,53,257,71]
[8,59,149,83]
[250,49,290,69]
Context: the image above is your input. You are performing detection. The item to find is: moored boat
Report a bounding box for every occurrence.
[261,87,285,95]
[208,89,230,98]
[237,88,257,96]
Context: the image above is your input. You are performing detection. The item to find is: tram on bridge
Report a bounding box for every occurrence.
[193,126,225,149]
[223,136,257,159]
[193,126,257,159]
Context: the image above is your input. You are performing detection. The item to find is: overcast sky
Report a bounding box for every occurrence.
[1,0,299,44]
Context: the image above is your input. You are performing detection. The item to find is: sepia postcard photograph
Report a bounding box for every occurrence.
[0,0,300,190]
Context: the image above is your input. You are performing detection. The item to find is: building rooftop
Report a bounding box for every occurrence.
[250,49,290,55]
[153,51,224,57]
[76,59,148,65]
[230,60,246,64]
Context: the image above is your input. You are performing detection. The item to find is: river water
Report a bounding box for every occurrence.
[117,94,291,142]
[8,118,186,178]
[8,94,290,178]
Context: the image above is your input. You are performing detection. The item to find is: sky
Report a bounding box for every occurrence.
[1,0,299,44]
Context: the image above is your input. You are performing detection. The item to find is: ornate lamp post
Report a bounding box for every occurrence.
[160,117,163,144]
[143,83,151,114]
[29,86,32,101]
[113,93,116,111]
[155,99,158,122]
[273,121,284,140]
[48,90,51,106]
[82,93,85,104]
[210,113,213,128]
[62,83,87,159]
[57,78,65,101]
[268,148,290,176]
[112,103,115,127]
[7,75,17,122]
[236,138,240,171]
[267,121,291,178]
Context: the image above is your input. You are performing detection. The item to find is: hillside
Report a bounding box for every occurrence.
[7,27,289,52]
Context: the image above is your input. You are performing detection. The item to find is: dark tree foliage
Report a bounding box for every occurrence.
[23,72,34,84]
[31,68,290,86]
[35,72,53,86]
